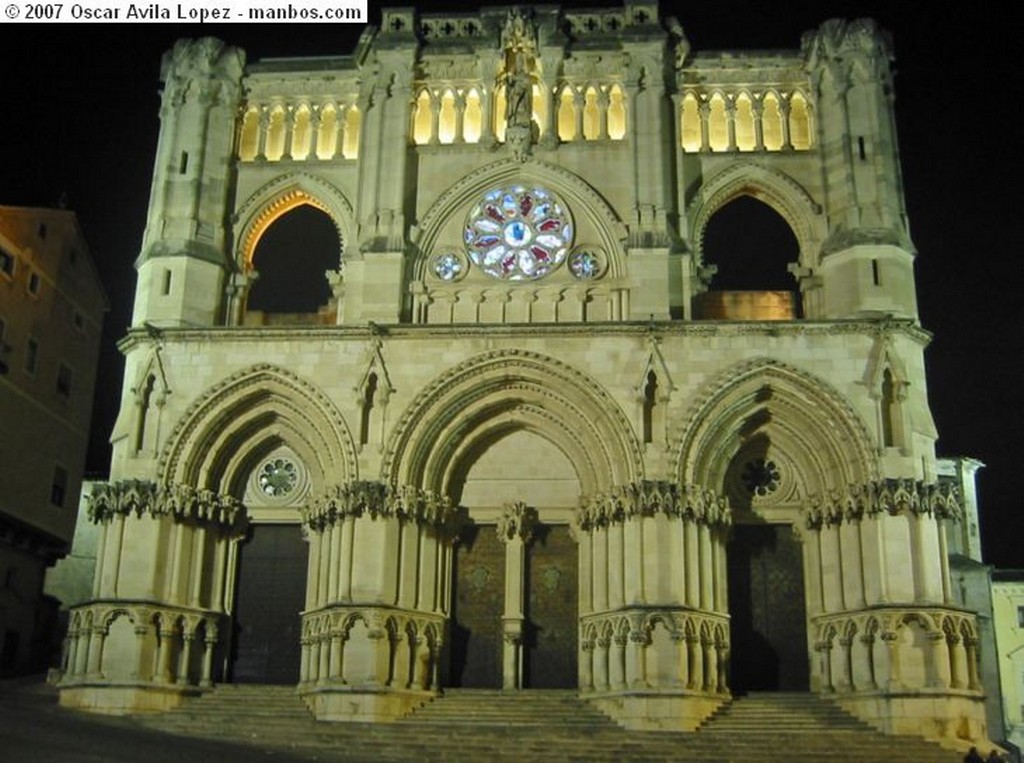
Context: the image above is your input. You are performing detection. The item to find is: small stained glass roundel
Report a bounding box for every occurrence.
[741,458,780,496]
[464,185,574,281]
[433,252,464,282]
[258,458,298,497]
[569,249,602,280]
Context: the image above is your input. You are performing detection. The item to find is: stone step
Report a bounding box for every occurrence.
[131,686,963,763]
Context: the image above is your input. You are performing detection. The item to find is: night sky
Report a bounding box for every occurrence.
[2,2,1021,566]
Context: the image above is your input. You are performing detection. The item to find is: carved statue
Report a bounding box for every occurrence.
[505,52,533,129]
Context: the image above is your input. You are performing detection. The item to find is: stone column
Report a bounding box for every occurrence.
[496,501,538,690]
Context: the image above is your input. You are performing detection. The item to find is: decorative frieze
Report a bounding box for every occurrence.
[86,480,246,529]
[575,480,730,531]
[303,481,456,531]
[805,479,961,528]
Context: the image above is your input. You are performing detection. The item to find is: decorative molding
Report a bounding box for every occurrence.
[86,480,246,530]
[576,480,730,531]
[303,481,456,532]
[805,479,962,528]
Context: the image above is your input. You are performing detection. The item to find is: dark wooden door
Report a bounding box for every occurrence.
[232,524,307,684]
[450,523,505,688]
[524,525,578,688]
[727,523,809,691]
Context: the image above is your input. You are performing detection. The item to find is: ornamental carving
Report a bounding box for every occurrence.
[87,480,246,530]
[496,501,539,543]
[575,480,730,531]
[804,479,961,529]
[304,481,456,531]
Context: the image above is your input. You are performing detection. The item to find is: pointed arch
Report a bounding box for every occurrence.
[158,364,358,497]
[383,350,643,497]
[675,358,876,502]
[411,157,629,281]
[689,162,826,271]
[234,172,355,270]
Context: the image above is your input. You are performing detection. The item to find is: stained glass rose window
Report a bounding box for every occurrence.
[464,185,573,280]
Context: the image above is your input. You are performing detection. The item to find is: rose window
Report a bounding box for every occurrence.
[258,458,298,497]
[741,458,781,496]
[464,186,573,280]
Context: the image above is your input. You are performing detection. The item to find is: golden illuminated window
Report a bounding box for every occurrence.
[531,83,546,137]
[582,86,600,140]
[438,89,457,144]
[557,86,576,141]
[238,107,259,161]
[291,104,312,160]
[464,88,483,143]
[707,93,728,152]
[761,92,783,151]
[494,84,507,143]
[607,84,626,140]
[680,93,701,152]
[412,90,432,145]
[316,104,338,160]
[342,105,361,159]
[734,93,755,152]
[265,105,286,161]
[789,92,812,150]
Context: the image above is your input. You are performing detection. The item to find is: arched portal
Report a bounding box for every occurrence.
[386,351,641,689]
[678,359,874,692]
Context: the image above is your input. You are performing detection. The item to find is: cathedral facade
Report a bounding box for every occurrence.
[58,2,987,745]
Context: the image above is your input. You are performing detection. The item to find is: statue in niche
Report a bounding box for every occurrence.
[506,52,533,130]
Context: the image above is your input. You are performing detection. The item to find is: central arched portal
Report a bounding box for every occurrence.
[448,429,580,689]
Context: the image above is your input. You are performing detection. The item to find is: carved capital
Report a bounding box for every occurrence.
[496,501,538,544]
[575,481,731,532]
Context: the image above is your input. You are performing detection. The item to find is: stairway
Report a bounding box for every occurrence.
[135,686,964,762]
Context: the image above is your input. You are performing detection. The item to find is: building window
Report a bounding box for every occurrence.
[50,465,68,507]
[56,363,72,397]
[37,222,47,239]
[25,338,38,375]
[0,249,13,278]
[28,271,41,296]
[1018,606,1024,628]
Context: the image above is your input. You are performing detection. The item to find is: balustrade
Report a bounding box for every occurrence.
[238,100,361,162]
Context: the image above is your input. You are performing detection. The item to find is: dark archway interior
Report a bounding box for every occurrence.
[247,205,340,313]
[702,196,799,291]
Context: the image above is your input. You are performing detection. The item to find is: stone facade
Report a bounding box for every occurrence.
[58,2,989,746]
[0,206,107,675]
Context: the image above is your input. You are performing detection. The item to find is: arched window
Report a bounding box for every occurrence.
[342,105,361,159]
[607,84,626,140]
[734,93,756,151]
[680,93,701,152]
[438,89,458,144]
[707,93,728,152]
[412,90,433,145]
[316,104,338,160]
[265,105,287,161]
[238,106,260,161]
[246,206,341,320]
[493,84,507,143]
[557,86,576,142]
[761,93,784,151]
[789,92,812,150]
[464,88,483,143]
[880,368,906,448]
[531,83,547,138]
[582,86,600,140]
[291,104,312,160]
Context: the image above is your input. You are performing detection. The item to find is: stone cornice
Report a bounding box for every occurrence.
[805,479,962,529]
[87,480,246,530]
[117,317,932,353]
[304,481,456,532]
[576,481,730,531]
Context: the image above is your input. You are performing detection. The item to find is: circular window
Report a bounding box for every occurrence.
[569,249,603,280]
[464,186,573,281]
[432,251,465,282]
[741,458,780,496]
[258,458,298,497]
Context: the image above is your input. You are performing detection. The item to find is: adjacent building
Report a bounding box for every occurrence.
[0,206,107,674]
[57,2,992,747]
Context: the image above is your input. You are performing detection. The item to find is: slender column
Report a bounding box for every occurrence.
[927,631,950,688]
[779,97,792,150]
[281,104,295,160]
[610,634,627,690]
[338,516,355,601]
[698,524,713,610]
[308,106,322,159]
[938,520,953,604]
[752,98,765,150]
[496,502,537,690]
[327,521,342,603]
[453,92,466,144]
[881,631,902,690]
[409,635,425,689]
[300,639,311,684]
[684,521,699,607]
[836,637,853,691]
[211,535,227,611]
[189,526,207,608]
[255,107,269,160]
[687,635,702,691]
[329,631,344,682]
[626,629,647,689]
[177,633,194,684]
[579,640,594,691]
[157,629,175,683]
[597,88,610,140]
[73,630,89,677]
[948,635,967,689]
[725,96,737,150]
[965,639,981,690]
[703,638,717,692]
[200,629,216,687]
[860,633,878,690]
[86,628,106,678]
[818,641,834,692]
[305,530,322,610]
[308,640,321,683]
[673,632,689,688]
[318,633,330,684]
[429,94,440,145]
[716,638,729,693]
[573,91,585,141]
[698,101,710,152]
[317,524,332,608]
